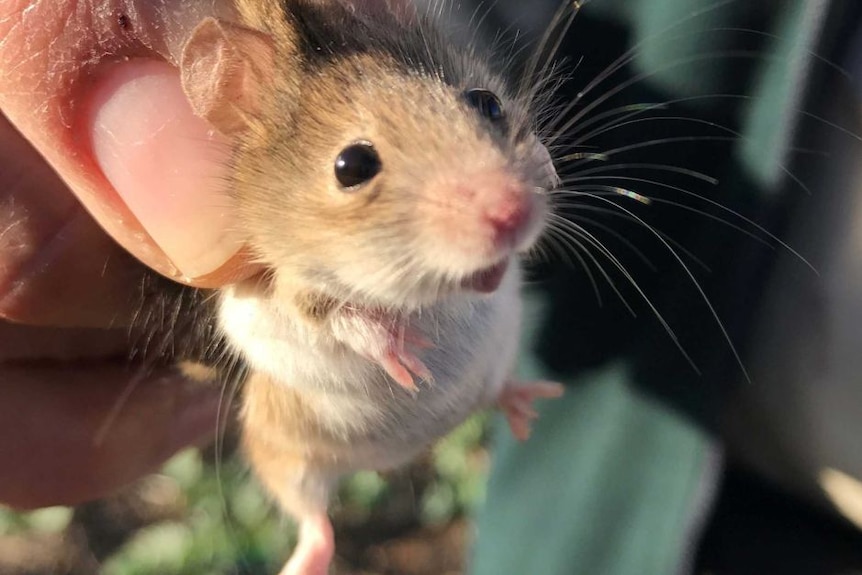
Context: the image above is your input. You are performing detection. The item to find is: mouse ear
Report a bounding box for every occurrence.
[181,17,275,135]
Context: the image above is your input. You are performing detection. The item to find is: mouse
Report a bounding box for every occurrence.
[168,1,565,573]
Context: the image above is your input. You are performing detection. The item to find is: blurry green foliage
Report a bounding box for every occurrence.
[1,413,493,575]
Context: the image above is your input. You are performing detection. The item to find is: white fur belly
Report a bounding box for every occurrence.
[218,268,522,470]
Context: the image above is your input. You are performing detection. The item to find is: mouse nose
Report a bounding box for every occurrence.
[484,192,532,238]
[474,176,536,247]
[446,171,541,252]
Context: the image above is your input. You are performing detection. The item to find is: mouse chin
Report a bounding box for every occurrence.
[461,260,510,293]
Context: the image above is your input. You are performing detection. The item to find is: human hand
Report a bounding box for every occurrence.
[0,1,256,509]
[0,0,415,512]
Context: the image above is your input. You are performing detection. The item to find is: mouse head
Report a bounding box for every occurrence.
[182,2,557,309]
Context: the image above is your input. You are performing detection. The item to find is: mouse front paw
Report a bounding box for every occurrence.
[497,380,564,441]
[330,308,434,391]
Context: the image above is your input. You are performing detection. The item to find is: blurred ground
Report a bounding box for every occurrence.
[0,416,489,575]
[6,415,862,575]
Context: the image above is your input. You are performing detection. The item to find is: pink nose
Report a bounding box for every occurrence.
[452,172,536,248]
[475,180,535,249]
[484,192,532,238]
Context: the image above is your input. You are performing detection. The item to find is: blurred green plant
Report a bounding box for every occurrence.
[0,413,494,575]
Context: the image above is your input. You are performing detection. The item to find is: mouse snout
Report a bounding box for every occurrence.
[483,189,532,239]
[418,168,547,276]
[467,174,541,250]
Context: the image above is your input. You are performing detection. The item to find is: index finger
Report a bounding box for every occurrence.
[0,362,221,509]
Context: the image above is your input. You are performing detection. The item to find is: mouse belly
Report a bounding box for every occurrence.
[224,267,561,575]
[235,275,521,473]
[220,266,522,459]
[242,364,494,475]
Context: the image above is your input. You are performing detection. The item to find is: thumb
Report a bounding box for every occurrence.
[0,3,253,289]
[87,58,244,282]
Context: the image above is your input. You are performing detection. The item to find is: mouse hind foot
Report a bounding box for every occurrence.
[262,470,338,575]
[279,512,335,575]
[497,380,564,441]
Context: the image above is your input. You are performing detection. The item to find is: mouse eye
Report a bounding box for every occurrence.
[464,89,504,122]
[334,142,382,189]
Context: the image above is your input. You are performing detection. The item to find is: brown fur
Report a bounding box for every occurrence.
[294,290,339,323]
[177,2,559,572]
[242,373,329,515]
[241,371,360,516]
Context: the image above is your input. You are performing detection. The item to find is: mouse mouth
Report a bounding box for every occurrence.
[461,260,509,293]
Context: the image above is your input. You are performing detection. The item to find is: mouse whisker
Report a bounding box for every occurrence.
[538,224,606,308]
[556,173,815,272]
[540,0,737,141]
[546,211,643,315]
[561,213,660,272]
[565,113,735,152]
[552,199,712,274]
[561,188,753,381]
[516,0,584,109]
[560,161,718,185]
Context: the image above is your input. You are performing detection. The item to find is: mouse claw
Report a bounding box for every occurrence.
[402,352,434,385]
[380,336,433,391]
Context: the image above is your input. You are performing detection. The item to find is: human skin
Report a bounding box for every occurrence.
[0,0,410,512]
[0,0,253,509]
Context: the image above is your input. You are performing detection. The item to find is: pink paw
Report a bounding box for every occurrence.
[332,308,434,391]
[377,324,434,391]
[497,381,564,441]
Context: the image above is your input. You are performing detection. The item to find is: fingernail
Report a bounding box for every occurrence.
[88,59,241,280]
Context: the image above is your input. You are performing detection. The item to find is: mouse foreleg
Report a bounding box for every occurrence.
[328,307,433,391]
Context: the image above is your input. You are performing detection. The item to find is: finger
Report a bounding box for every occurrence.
[0,363,222,509]
[0,321,130,362]
[402,353,434,384]
[0,1,256,286]
[509,401,539,421]
[0,113,146,327]
[87,58,250,282]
